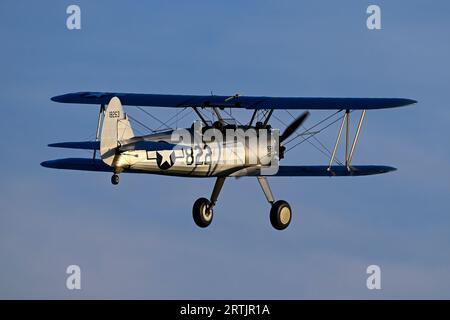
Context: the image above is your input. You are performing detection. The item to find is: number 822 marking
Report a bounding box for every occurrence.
[185,145,212,165]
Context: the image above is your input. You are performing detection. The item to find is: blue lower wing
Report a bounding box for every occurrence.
[41,158,396,177]
[267,165,396,176]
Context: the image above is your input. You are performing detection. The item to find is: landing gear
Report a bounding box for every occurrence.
[270,200,292,230]
[192,177,226,228]
[192,198,213,228]
[257,176,292,230]
[111,174,119,185]
[191,176,293,230]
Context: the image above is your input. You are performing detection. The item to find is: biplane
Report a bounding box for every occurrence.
[42,92,416,230]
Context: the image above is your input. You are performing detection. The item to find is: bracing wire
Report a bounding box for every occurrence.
[284,110,343,165]
[165,108,193,129]
[283,110,341,146]
[137,106,172,130]
[128,114,155,133]
[222,108,243,125]
[155,107,188,131]
[285,111,351,154]
[272,113,343,165]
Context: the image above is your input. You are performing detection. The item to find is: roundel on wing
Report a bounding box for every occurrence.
[156,150,176,170]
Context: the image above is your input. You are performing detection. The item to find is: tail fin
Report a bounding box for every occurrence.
[100,97,134,166]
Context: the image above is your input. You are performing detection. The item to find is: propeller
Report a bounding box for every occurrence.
[280,111,310,143]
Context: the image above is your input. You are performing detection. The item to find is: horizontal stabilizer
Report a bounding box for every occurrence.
[41,158,112,172]
[48,140,176,152]
[119,140,176,152]
[48,141,100,150]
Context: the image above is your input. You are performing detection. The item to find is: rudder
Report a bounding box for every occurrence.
[100,97,134,166]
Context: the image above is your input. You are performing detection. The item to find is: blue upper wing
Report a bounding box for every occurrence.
[51,92,417,110]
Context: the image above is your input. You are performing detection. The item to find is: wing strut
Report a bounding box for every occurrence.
[248,109,258,126]
[213,107,226,125]
[93,104,105,160]
[327,109,366,172]
[192,106,209,126]
[348,109,366,166]
[247,109,274,127]
[263,110,274,126]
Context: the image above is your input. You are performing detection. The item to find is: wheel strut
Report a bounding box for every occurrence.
[210,177,226,209]
[257,176,274,204]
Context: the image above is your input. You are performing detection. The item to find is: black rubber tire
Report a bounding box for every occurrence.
[270,200,292,230]
[193,197,213,228]
[111,174,119,185]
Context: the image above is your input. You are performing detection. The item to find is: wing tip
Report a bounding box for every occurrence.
[40,160,56,168]
[380,165,397,173]
[51,94,65,103]
[402,98,418,107]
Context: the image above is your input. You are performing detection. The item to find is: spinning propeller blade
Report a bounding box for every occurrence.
[280,111,310,143]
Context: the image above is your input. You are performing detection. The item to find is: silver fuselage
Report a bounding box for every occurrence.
[115,126,279,177]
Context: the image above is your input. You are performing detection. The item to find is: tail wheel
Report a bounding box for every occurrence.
[111,174,119,185]
[270,200,292,230]
[193,197,213,228]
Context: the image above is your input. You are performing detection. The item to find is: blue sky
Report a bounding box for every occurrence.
[1,0,449,299]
